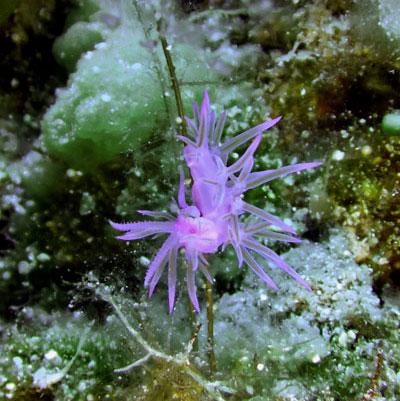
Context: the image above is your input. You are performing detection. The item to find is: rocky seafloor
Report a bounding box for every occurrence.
[0,1,399,400]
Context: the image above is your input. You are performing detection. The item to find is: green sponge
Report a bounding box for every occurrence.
[42,24,219,171]
[42,29,164,170]
[382,110,400,136]
[53,22,105,72]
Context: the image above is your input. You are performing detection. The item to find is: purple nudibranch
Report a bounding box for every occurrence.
[110,90,322,313]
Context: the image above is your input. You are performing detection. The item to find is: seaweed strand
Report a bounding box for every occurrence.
[157,19,187,137]
[206,279,216,374]
[132,0,171,121]
[156,12,216,376]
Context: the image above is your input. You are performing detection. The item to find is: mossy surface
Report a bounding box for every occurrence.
[1,0,400,400]
[41,1,220,171]
[211,230,399,400]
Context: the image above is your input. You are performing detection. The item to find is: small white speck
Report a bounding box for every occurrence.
[311,354,321,363]
[5,382,15,391]
[239,355,249,363]
[13,357,23,370]
[139,256,150,267]
[3,271,11,280]
[18,261,32,275]
[45,350,58,360]
[348,330,357,342]
[361,145,372,156]
[37,253,51,262]
[78,381,87,391]
[66,169,77,178]
[338,332,348,346]
[210,31,224,41]
[332,150,345,161]
[300,88,306,96]
[246,385,254,395]
[95,42,107,50]
[256,363,264,371]
[101,94,111,102]
[54,118,65,126]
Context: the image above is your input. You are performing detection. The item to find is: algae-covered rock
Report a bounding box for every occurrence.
[19,150,65,200]
[4,1,400,400]
[211,229,398,400]
[1,307,133,400]
[41,29,164,170]
[53,21,105,72]
[353,0,400,60]
[41,6,219,170]
[65,0,100,27]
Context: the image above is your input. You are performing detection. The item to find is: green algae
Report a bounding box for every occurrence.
[52,21,105,73]
[240,0,400,287]
[20,152,65,201]
[42,36,218,170]
[353,0,400,61]
[41,1,220,171]
[382,110,400,136]
[210,229,400,400]
[0,308,133,401]
[1,0,400,400]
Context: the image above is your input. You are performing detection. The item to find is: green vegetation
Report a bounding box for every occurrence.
[1,0,399,400]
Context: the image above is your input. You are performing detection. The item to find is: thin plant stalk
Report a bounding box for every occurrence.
[157,19,187,137]
[157,13,215,375]
[206,279,216,374]
[186,261,199,353]
[132,0,171,121]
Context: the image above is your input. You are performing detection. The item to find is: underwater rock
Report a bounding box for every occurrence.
[212,229,396,400]
[41,4,219,171]
[352,0,400,60]
[53,21,105,72]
